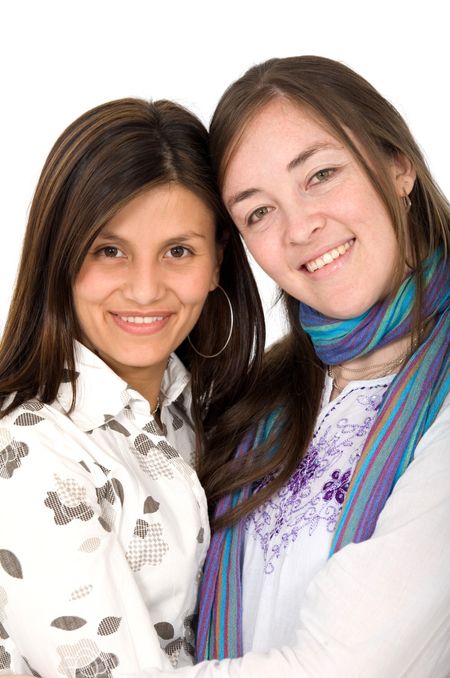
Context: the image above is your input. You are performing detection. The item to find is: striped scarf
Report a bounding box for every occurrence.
[196,252,449,661]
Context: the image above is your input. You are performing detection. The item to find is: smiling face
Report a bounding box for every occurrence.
[74,183,220,391]
[223,98,414,320]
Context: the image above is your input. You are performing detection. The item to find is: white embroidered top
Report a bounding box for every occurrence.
[151,374,450,678]
[241,373,397,652]
[0,342,210,676]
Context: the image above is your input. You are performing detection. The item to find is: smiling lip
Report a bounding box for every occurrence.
[303,239,355,273]
[111,312,171,335]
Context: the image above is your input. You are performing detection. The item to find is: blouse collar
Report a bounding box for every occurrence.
[56,341,191,432]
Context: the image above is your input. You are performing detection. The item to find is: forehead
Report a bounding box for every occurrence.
[250,98,326,134]
[241,98,336,151]
[223,99,341,189]
[108,183,214,226]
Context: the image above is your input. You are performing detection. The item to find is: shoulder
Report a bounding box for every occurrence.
[373,391,450,537]
[0,397,88,482]
[1,397,72,433]
[414,389,450,460]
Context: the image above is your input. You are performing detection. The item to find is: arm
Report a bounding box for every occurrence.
[144,393,450,677]
[0,418,173,677]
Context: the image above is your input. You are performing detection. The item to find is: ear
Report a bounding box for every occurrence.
[389,152,416,197]
[209,238,226,291]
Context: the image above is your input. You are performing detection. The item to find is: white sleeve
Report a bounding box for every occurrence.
[0,420,173,677]
[142,393,450,678]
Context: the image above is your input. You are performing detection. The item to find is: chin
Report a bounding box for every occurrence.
[322,300,376,320]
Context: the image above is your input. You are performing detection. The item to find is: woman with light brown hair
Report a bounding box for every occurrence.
[153,56,449,677]
[0,97,264,675]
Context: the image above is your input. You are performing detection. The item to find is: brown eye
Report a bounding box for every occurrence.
[97,246,124,258]
[167,245,189,258]
[103,246,120,257]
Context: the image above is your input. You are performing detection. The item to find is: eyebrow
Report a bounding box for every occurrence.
[93,232,126,245]
[164,232,208,243]
[286,143,338,171]
[227,143,341,209]
[94,230,208,243]
[227,188,261,210]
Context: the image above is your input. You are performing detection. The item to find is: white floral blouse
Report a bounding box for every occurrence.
[0,342,210,677]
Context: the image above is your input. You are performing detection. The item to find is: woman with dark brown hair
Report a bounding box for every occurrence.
[150,56,449,677]
[0,98,264,675]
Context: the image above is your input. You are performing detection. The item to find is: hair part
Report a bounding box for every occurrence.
[203,55,450,526]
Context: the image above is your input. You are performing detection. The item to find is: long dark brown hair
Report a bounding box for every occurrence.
[200,55,450,525]
[0,98,265,458]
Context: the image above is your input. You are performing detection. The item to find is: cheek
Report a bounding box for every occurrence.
[182,270,217,303]
[172,259,220,300]
[244,235,280,277]
[74,266,114,307]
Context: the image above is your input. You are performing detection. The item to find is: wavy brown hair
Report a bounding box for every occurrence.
[0,98,265,458]
[200,55,450,526]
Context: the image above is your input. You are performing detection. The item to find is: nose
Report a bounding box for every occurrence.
[283,197,326,245]
[122,258,164,306]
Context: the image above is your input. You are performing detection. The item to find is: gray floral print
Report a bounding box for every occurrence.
[0,429,29,479]
[57,639,118,678]
[45,475,95,525]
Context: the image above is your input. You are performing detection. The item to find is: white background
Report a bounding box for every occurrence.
[1,0,448,345]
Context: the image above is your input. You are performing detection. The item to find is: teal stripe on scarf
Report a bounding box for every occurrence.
[196,252,449,661]
[330,309,449,550]
[300,252,447,364]
[196,412,280,660]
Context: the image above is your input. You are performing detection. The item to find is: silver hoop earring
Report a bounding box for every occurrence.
[402,193,412,212]
[188,285,234,359]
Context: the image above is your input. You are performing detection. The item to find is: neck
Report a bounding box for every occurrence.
[340,335,413,373]
[329,335,413,400]
[103,360,165,414]
[126,373,163,413]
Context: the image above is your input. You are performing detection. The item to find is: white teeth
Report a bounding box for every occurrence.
[305,240,353,273]
[119,316,164,324]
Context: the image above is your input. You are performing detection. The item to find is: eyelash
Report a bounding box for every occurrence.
[94,245,193,259]
[309,167,336,186]
[247,206,272,226]
[165,245,193,259]
[95,246,124,258]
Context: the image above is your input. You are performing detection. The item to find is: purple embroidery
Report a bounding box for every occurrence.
[247,383,390,575]
[356,392,385,412]
[322,468,351,504]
